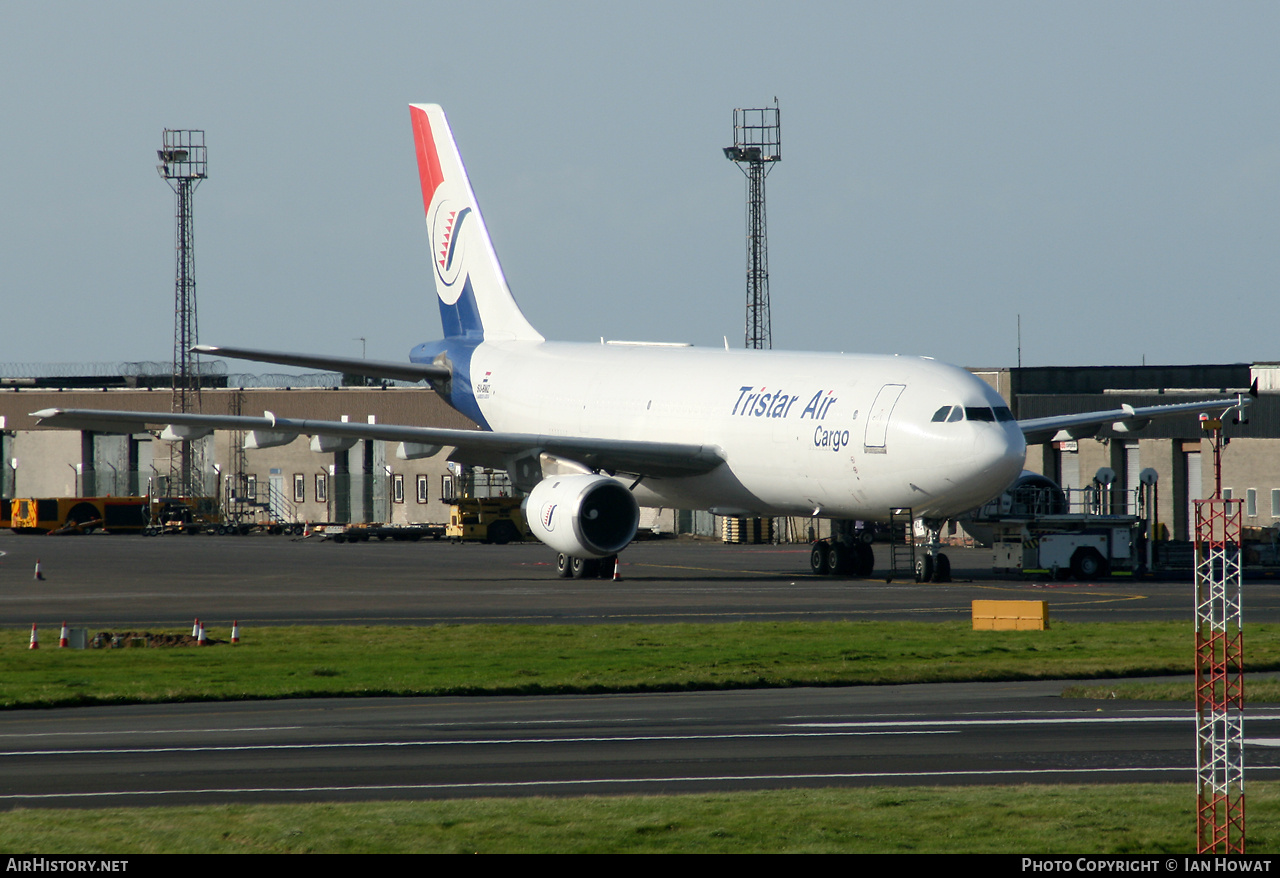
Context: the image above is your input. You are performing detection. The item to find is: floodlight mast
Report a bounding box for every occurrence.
[724,100,780,350]
[157,129,207,498]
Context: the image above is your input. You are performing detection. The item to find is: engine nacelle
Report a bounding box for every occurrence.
[524,473,639,558]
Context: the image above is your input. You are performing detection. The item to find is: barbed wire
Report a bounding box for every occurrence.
[0,362,418,388]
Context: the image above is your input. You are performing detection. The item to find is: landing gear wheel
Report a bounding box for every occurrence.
[853,543,875,577]
[934,553,952,583]
[570,557,600,579]
[555,553,572,578]
[810,542,830,575]
[825,543,852,576]
[915,554,935,583]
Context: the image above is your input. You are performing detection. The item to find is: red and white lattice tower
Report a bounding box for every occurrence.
[1194,489,1245,852]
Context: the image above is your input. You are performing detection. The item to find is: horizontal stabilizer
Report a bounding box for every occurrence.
[192,345,449,383]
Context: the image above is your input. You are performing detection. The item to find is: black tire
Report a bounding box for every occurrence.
[810,542,830,575]
[570,556,600,579]
[65,502,99,534]
[1071,548,1108,580]
[555,553,572,578]
[488,520,518,545]
[934,553,952,583]
[825,543,851,576]
[858,529,875,545]
[915,554,934,583]
[853,543,875,577]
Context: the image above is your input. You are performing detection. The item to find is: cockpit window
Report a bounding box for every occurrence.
[936,405,1010,424]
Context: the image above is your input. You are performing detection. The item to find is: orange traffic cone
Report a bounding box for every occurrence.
[29,623,39,650]
[192,618,199,637]
[231,620,240,644]
[612,557,622,581]
[197,620,207,646]
[34,559,45,581]
[59,622,69,648]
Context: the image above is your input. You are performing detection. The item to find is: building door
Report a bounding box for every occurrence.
[269,469,286,522]
[1185,450,1203,539]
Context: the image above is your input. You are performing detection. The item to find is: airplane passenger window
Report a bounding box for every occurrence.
[965,407,996,422]
[931,406,952,422]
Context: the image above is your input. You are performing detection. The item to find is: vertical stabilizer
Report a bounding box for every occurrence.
[410,104,543,342]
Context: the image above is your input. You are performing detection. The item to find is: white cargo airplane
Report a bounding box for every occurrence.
[33,104,1250,580]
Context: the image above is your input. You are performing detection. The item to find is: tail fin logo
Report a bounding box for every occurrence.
[410,103,543,344]
[430,200,471,302]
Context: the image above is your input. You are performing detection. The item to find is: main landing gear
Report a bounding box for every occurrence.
[809,539,875,577]
[555,553,618,580]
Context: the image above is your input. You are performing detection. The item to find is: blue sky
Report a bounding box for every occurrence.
[2,1,1277,370]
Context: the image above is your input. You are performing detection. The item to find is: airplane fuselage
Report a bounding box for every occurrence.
[415,338,1027,522]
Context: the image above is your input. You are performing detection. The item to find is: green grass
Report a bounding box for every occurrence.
[4,621,1279,709]
[0,784,1274,853]
[1064,680,1280,702]
[5,621,1274,853]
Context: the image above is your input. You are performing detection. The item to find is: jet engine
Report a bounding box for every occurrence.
[524,473,640,558]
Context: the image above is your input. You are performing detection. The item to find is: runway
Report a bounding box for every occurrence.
[3,533,1277,627]
[1,533,1270,809]
[4,679,1277,808]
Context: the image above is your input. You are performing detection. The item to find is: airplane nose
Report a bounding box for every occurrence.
[972,424,1025,490]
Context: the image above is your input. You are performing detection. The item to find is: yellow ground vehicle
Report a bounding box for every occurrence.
[7,497,150,534]
[446,497,530,544]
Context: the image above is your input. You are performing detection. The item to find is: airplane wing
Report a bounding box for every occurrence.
[28,408,724,479]
[192,344,449,383]
[1018,394,1252,446]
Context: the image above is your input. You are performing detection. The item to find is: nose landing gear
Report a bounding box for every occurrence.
[914,518,951,583]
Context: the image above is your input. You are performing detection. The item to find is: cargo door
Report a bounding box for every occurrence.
[863,384,906,452]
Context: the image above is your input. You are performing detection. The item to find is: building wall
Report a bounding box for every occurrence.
[7,429,83,497]
[1004,360,1260,541]
[0,386,477,526]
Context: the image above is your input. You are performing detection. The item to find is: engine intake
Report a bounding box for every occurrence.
[524,474,639,558]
